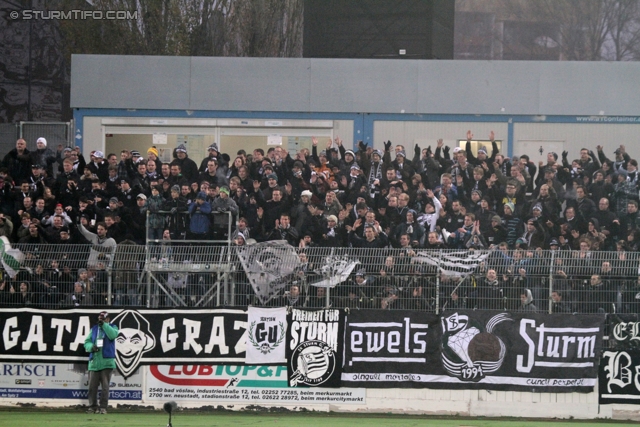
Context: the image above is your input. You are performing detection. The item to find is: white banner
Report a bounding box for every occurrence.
[246,307,287,365]
[146,365,365,404]
[0,362,143,401]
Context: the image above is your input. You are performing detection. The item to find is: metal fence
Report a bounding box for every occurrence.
[19,121,73,151]
[0,123,18,158]
[0,244,638,318]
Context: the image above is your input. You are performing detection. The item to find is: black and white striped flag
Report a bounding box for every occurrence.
[413,249,491,277]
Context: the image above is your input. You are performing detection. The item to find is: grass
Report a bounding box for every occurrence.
[0,407,638,427]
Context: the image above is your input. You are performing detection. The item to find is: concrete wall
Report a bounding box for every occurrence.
[71,55,640,117]
[4,388,640,420]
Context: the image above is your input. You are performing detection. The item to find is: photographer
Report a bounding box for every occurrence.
[83,311,118,415]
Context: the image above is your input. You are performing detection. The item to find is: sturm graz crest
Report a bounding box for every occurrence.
[289,340,336,386]
[441,312,512,381]
[248,321,285,355]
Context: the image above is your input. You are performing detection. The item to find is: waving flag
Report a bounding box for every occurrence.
[413,249,491,277]
[0,236,24,278]
[236,241,301,305]
[310,255,360,288]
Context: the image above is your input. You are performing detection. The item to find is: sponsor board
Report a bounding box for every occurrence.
[0,363,142,400]
[146,365,365,404]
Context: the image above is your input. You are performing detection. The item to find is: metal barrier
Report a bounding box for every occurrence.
[144,210,234,307]
[1,245,638,319]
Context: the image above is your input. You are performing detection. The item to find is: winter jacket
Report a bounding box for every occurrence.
[174,156,199,183]
[210,196,239,216]
[188,200,212,234]
[78,223,117,268]
[147,194,165,229]
[162,196,189,237]
[30,147,56,177]
[518,289,538,312]
[84,322,118,371]
[3,148,31,182]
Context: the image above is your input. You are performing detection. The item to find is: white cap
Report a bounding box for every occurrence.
[36,137,47,146]
[301,190,313,198]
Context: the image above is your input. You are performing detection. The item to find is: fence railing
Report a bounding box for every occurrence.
[1,244,638,318]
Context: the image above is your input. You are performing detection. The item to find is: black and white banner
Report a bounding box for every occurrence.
[286,308,345,388]
[599,350,640,404]
[413,249,491,276]
[600,315,640,404]
[0,308,248,379]
[310,254,360,288]
[341,310,441,388]
[439,311,603,392]
[342,310,604,392]
[246,307,287,365]
[0,308,604,391]
[236,241,301,305]
[608,314,640,349]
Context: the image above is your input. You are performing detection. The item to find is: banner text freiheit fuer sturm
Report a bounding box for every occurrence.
[0,308,604,391]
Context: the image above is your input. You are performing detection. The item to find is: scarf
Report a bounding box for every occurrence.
[368,161,382,197]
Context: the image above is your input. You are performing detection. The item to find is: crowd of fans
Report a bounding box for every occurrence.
[0,131,639,313]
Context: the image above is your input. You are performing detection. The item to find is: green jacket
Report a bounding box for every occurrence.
[84,322,119,371]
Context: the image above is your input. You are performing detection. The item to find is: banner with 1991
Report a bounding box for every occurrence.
[341,310,604,392]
